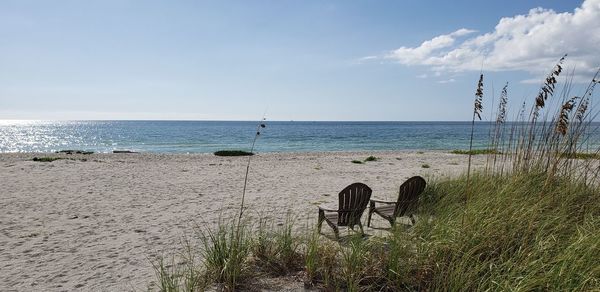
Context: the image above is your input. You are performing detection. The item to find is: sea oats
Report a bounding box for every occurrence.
[474,74,484,120]
[496,83,508,124]
[556,96,576,136]
[533,54,567,118]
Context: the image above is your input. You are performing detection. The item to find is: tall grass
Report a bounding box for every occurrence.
[199,220,251,290]
[465,73,484,204]
[339,237,369,291]
[413,172,600,290]
[252,214,303,276]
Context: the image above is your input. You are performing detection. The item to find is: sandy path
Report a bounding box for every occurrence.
[0,151,484,291]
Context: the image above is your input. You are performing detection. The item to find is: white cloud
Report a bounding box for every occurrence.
[387,29,477,65]
[382,0,600,80]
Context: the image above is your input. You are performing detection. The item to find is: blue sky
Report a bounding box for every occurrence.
[1,0,598,121]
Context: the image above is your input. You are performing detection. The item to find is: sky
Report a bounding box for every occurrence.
[0,0,598,121]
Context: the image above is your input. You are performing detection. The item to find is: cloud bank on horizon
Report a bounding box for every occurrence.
[378,0,600,82]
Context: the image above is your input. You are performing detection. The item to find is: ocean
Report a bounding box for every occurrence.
[1,120,598,153]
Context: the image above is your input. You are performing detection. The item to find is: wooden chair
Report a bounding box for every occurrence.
[317,183,372,239]
[367,176,426,228]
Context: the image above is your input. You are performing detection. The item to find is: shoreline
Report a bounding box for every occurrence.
[0,150,485,291]
[1,148,466,155]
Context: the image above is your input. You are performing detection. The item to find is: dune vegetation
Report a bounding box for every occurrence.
[151,57,600,291]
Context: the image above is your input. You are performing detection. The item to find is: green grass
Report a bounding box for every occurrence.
[339,236,371,292]
[151,253,205,292]
[351,160,364,164]
[450,149,500,155]
[199,220,251,290]
[32,157,63,162]
[213,150,254,157]
[410,172,600,290]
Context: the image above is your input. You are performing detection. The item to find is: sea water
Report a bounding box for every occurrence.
[1,120,598,153]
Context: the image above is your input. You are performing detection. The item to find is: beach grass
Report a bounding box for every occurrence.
[199,220,251,290]
[153,170,600,291]
[351,160,364,164]
[252,214,303,276]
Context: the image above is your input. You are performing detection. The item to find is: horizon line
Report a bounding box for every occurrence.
[1,119,585,123]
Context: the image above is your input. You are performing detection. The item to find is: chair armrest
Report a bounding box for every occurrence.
[370,199,396,204]
[318,205,338,212]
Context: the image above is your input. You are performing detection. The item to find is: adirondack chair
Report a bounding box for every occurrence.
[367,176,426,227]
[317,183,372,239]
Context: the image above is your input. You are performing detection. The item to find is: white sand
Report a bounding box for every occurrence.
[0,151,485,291]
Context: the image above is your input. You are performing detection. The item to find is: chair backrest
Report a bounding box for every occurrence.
[337,183,372,227]
[395,176,426,217]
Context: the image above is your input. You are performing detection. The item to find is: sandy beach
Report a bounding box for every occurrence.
[0,151,485,291]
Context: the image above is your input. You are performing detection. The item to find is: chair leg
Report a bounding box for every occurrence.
[367,202,375,227]
[357,221,364,235]
[317,209,325,234]
[332,226,339,240]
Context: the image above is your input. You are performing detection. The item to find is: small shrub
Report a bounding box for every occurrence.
[351,160,364,164]
[560,152,600,159]
[450,149,500,155]
[364,156,378,162]
[214,150,254,157]
[113,150,138,153]
[56,150,94,155]
[32,157,63,162]
[417,151,425,154]
[421,164,430,168]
